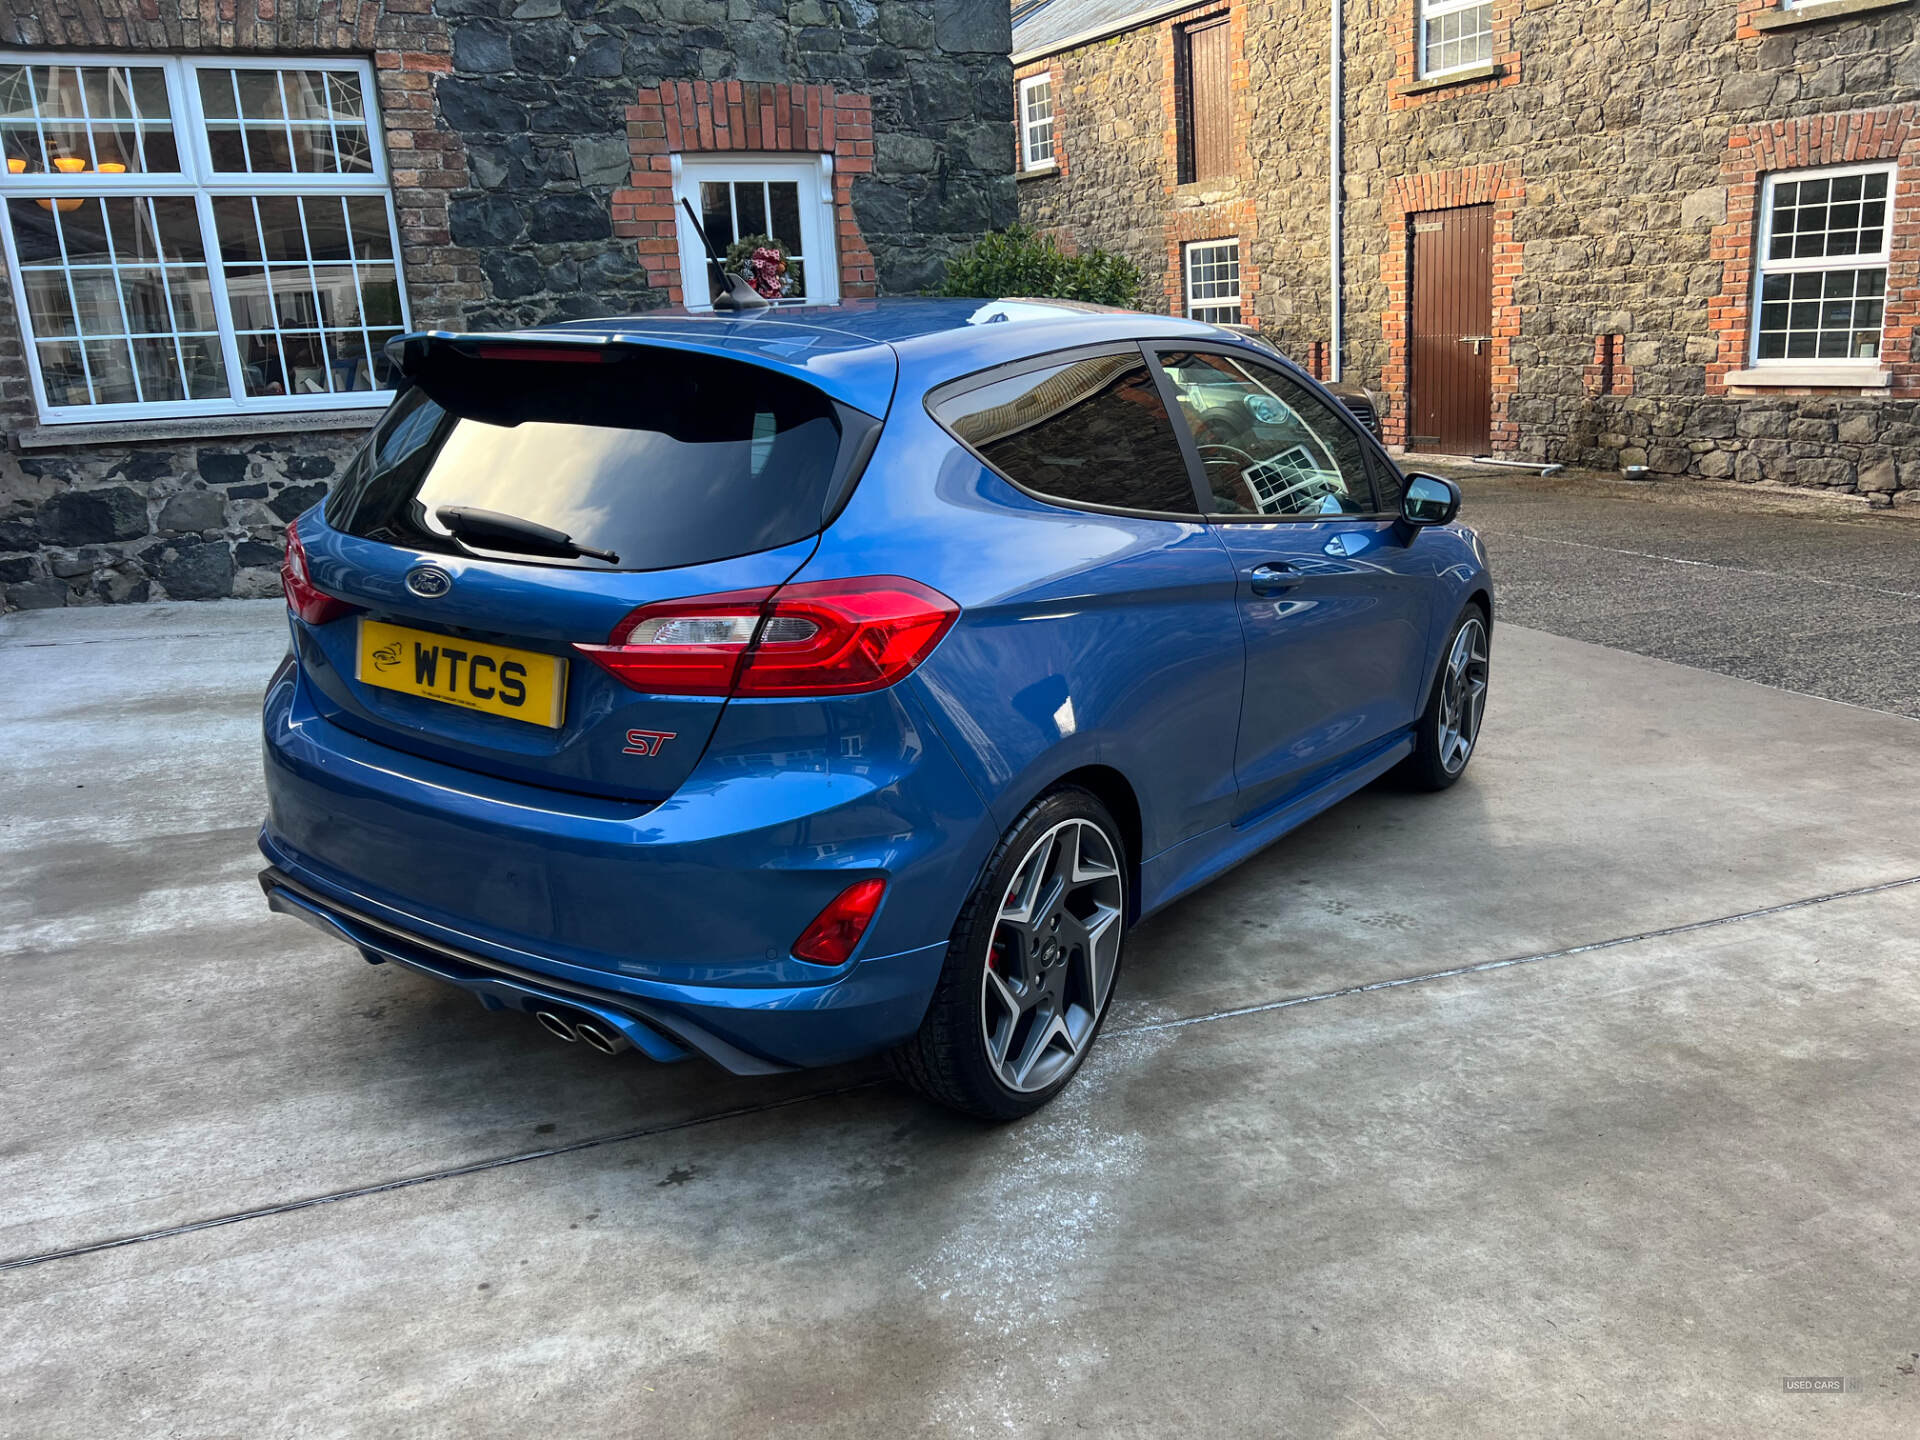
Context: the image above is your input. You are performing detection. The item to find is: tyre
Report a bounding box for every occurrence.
[890,787,1128,1120]
[1399,603,1491,792]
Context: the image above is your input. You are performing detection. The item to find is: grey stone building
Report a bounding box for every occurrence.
[0,0,1014,609]
[1013,0,1920,501]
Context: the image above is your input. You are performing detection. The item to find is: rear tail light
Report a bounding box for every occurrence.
[792,877,887,966]
[281,518,360,626]
[575,576,958,698]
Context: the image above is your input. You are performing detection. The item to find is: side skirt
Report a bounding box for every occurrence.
[1136,731,1415,919]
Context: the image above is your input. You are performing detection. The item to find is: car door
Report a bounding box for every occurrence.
[1149,345,1432,820]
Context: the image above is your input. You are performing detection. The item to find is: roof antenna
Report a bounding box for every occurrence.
[679,198,771,312]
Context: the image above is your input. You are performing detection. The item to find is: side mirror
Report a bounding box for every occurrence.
[1401,472,1461,527]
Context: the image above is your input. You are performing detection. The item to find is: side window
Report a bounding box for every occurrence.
[933,351,1201,515]
[1156,350,1378,518]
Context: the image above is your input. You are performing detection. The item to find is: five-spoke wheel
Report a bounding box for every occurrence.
[980,817,1124,1094]
[890,788,1128,1120]
[1400,602,1491,791]
[1436,614,1489,776]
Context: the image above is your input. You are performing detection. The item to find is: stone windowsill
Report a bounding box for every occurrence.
[1724,365,1891,388]
[1751,0,1911,31]
[1399,61,1505,97]
[1017,163,1058,182]
[10,407,383,451]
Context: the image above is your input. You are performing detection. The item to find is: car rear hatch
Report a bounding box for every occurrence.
[288,332,888,805]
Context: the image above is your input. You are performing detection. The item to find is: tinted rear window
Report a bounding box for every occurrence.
[328,347,865,571]
[932,350,1199,516]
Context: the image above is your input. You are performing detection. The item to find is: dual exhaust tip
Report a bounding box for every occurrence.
[534,1008,628,1055]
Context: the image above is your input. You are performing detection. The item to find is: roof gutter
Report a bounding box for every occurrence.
[1012,0,1219,64]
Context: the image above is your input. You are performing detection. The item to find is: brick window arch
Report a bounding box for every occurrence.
[616,81,877,308]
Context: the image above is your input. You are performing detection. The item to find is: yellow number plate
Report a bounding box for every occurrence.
[356,618,568,728]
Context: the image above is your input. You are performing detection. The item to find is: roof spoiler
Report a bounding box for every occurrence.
[383,330,644,379]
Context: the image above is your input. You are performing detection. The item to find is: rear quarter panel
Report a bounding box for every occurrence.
[797,395,1247,878]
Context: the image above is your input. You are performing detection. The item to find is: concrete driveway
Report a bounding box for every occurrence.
[5,528,1919,1435]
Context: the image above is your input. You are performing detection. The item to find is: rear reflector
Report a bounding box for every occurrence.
[792,877,887,966]
[280,518,360,626]
[575,576,958,698]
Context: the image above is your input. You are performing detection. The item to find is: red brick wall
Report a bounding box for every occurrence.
[1706,104,1920,397]
[617,82,877,307]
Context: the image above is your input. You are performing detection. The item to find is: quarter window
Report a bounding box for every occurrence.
[1420,0,1494,76]
[933,351,1201,516]
[1184,239,1241,324]
[1157,350,1376,518]
[0,55,406,423]
[1019,76,1054,172]
[1753,164,1892,364]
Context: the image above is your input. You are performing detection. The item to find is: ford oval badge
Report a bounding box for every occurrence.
[406,566,454,599]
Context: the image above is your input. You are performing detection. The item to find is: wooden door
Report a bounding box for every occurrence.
[1409,204,1492,454]
[1181,16,1232,184]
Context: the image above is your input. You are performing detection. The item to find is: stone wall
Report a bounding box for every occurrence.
[1,433,366,609]
[0,0,1013,609]
[1018,0,1920,503]
[1015,27,1175,311]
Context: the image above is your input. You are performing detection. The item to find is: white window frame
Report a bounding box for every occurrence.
[1183,237,1241,325]
[0,52,409,426]
[669,152,839,311]
[1418,0,1495,79]
[1750,161,1896,371]
[1019,75,1055,173]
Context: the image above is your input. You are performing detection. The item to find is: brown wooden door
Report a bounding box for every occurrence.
[1180,16,1232,184]
[1409,204,1493,454]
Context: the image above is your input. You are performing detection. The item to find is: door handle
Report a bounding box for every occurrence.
[1248,562,1299,596]
[1458,335,1492,355]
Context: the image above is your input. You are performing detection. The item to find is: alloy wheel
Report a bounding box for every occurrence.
[979,818,1125,1094]
[1436,616,1490,775]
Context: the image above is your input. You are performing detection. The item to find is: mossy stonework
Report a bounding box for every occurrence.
[1016,0,1920,501]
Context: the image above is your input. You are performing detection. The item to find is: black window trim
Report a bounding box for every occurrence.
[1145,340,1405,524]
[923,341,1211,522]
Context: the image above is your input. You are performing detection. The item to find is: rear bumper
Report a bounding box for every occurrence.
[260,660,990,1070]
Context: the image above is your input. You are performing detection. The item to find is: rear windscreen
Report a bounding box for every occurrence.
[326,347,869,571]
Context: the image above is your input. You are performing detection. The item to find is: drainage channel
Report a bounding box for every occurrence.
[5,871,1917,1275]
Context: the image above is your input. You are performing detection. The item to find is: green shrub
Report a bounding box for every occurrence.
[935,225,1144,309]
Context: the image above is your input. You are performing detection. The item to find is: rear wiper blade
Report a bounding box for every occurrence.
[435,506,619,565]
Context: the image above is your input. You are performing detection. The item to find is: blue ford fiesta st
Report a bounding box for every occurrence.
[259,298,1492,1118]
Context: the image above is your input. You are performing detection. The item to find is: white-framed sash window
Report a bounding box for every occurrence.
[670,153,838,310]
[1752,163,1894,366]
[1420,0,1494,77]
[0,53,408,424]
[1183,238,1241,325]
[1019,75,1055,172]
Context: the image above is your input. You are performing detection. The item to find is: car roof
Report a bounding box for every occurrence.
[432,298,1251,415]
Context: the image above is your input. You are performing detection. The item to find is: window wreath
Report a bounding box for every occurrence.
[724,234,796,300]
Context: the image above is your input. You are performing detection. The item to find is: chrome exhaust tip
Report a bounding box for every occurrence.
[574,1019,628,1055]
[534,1010,578,1043]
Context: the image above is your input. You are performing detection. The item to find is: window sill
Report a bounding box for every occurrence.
[1724,365,1890,389]
[1752,0,1911,31]
[1017,164,1058,181]
[1400,62,1505,96]
[11,407,384,451]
